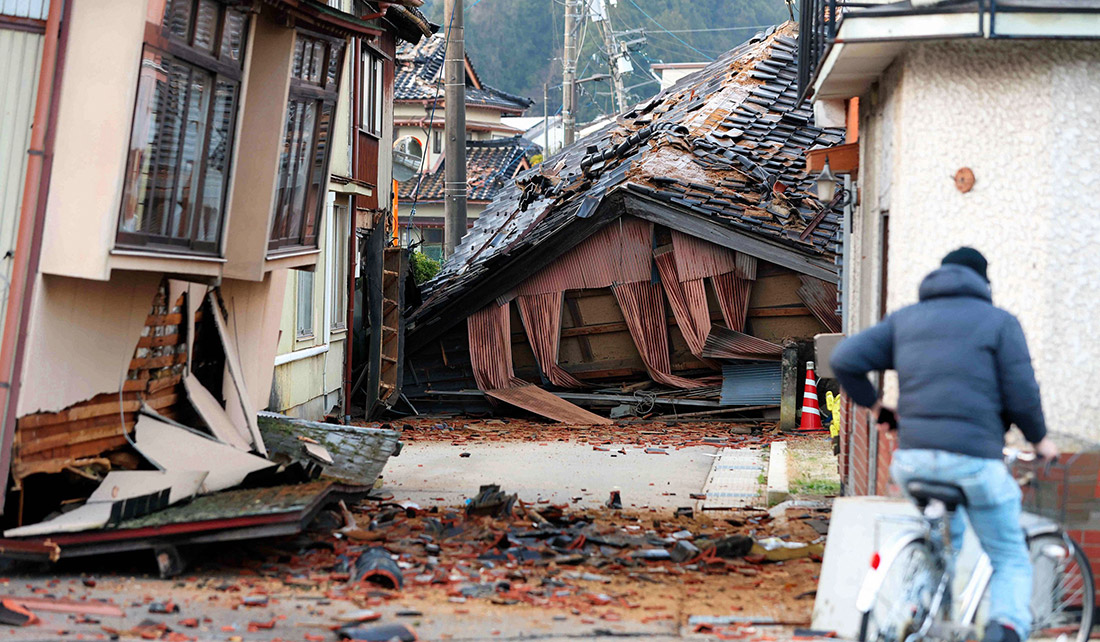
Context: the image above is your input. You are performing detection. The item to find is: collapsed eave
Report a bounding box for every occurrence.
[812,3,1100,100]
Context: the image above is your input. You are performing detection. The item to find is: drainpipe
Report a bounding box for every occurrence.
[0,0,71,515]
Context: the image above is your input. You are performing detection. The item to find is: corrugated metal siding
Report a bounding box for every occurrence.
[0,27,43,339]
[511,217,653,296]
[720,362,782,406]
[0,0,49,20]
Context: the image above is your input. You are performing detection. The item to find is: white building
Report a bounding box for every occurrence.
[801,0,1100,495]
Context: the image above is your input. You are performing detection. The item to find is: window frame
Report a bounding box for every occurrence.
[296,269,315,339]
[116,0,248,255]
[330,202,349,331]
[360,49,384,138]
[268,29,346,254]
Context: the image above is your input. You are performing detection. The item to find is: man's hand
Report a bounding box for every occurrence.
[874,403,898,432]
[1035,437,1060,461]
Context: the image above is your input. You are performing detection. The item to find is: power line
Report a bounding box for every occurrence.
[656,24,775,34]
[624,0,713,61]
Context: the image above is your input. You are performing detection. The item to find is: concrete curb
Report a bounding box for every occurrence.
[766,440,790,505]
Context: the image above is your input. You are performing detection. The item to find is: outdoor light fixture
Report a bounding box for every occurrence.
[815,158,839,202]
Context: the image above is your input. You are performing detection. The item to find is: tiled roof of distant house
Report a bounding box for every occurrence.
[398,136,538,204]
[395,34,534,112]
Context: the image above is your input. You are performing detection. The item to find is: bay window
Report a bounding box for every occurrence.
[117,0,247,254]
[269,31,345,253]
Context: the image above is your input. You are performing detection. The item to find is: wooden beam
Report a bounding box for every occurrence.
[749,306,812,318]
[563,297,594,361]
[622,192,838,282]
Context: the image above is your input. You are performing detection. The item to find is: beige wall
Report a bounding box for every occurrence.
[38,1,321,284]
[38,0,145,281]
[838,39,1100,439]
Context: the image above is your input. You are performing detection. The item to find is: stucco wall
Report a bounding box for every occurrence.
[856,39,1100,440]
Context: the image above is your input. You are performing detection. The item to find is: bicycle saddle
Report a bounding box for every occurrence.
[906,480,967,511]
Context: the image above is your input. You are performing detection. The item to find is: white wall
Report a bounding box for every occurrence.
[849,39,1100,439]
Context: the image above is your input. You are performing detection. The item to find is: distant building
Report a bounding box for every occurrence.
[651,62,708,90]
[505,115,565,158]
[393,33,534,260]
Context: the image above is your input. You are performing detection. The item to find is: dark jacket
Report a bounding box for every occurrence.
[830,265,1046,459]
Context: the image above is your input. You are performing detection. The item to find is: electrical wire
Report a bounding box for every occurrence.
[624,0,713,61]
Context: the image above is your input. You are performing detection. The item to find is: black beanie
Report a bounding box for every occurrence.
[941,247,989,282]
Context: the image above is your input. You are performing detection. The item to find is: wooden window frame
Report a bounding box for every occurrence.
[268,29,345,254]
[116,0,248,255]
[360,49,384,138]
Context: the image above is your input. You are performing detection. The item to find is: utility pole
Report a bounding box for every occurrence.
[595,1,627,113]
[443,0,467,257]
[543,82,550,159]
[602,23,626,113]
[562,0,577,146]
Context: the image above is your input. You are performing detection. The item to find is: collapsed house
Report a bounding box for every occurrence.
[0,0,430,563]
[403,24,846,424]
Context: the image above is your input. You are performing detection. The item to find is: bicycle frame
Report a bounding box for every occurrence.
[858,508,1071,625]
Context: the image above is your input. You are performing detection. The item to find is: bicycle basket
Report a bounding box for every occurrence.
[1010,431,1100,529]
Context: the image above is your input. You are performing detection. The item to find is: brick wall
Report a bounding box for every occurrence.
[841,395,873,496]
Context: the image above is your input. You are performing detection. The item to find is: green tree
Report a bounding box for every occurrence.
[410,251,441,284]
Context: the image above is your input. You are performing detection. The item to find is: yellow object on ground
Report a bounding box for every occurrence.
[825,391,842,438]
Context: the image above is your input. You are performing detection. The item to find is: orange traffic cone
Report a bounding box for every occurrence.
[798,361,825,432]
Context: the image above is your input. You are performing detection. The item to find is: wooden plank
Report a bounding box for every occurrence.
[144,313,184,326]
[137,333,181,348]
[122,379,149,393]
[128,352,187,371]
[18,424,127,458]
[146,374,182,393]
[17,412,137,444]
[748,306,813,318]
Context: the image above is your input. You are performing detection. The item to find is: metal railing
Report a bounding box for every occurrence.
[797,0,864,103]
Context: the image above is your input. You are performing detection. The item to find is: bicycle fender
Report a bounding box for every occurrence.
[855,531,929,613]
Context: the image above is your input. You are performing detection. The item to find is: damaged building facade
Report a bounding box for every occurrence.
[404,24,847,425]
[0,0,421,544]
[269,2,435,422]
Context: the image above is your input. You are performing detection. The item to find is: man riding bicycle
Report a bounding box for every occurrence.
[831,247,1060,642]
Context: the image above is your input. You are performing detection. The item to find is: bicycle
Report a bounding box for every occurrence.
[856,443,1095,642]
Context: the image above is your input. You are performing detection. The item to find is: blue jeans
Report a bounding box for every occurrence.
[891,449,1032,638]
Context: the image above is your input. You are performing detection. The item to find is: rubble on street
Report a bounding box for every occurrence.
[1,478,829,641]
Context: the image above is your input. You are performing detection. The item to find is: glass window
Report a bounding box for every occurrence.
[270,31,345,253]
[117,0,248,254]
[361,51,383,136]
[432,129,441,155]
[297,270,314,338]
[331,204,348,330]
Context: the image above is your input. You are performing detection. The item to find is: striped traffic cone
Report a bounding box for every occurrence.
[798,361,825,432]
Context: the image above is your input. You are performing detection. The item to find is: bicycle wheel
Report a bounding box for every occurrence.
[1028,533,1095,642]
[860,539,943,642]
